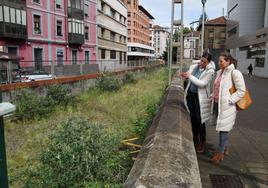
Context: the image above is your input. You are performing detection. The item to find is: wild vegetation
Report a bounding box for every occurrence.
[6,68,168,187]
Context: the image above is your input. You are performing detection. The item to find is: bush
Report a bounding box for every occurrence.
[15,90,51,120]
[14,85,76,121]
[122,72,137,84]
[22,117,130,187]
[96,76,122,91]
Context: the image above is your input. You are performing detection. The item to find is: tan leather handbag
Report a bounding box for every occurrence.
[229,71,252,111]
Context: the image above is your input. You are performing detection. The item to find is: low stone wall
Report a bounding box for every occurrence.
[124,77,202,188]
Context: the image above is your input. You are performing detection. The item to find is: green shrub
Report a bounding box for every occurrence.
[46,85,76,107]
[15,90,51,120]
[96,76,122,91]
[14,85,76,121]
[122,72,137,84]
[22,117,130,187]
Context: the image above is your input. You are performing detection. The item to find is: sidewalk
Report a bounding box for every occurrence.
[198,76,268,188]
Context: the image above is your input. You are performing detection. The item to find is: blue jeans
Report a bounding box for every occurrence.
[218,131,229,153]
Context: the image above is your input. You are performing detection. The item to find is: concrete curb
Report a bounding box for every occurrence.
[124,77,202,188]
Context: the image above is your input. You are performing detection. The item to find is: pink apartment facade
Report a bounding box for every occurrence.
[0,0,97,70]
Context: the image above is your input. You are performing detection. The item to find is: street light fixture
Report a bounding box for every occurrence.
[201,0,207,56]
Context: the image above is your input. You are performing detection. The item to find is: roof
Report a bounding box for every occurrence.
[138,5,154,20]
[197,16,227,31]
[0,52,21,60]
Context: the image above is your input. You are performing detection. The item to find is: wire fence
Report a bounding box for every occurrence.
[0,59,165,84]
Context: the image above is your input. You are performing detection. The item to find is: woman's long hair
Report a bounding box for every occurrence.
[219,53,237,68]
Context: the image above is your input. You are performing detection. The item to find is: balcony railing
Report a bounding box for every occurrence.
[68,33,85,45]
[0,23,27,40]
[68,7,84,20]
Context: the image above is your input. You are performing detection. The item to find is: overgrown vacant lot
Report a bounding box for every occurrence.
[5,68,168,188]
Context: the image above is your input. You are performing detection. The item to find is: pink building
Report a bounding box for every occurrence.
[0,0,97,70]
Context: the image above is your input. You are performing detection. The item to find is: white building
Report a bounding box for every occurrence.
[184,31,199,59]
[153,25,170,58]
[97,0,128,71]
[227,0,268,77]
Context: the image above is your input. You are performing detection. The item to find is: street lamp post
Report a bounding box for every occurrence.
[201,0,207,56]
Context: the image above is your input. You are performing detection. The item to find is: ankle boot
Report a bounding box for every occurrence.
[210,152,224,164]
[224,146,229,155]
[196,142,206,153]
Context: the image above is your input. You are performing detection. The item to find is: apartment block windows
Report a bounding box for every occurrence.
[110,50,116,59]
[101,28,105,38]
[57,49,64,66]
[110,8,116,19]
[85,26,89,40]
[85,51,90,64]
[101,49,106,59]
[84,3,89,17]
[110,31,115,41]
[56,0,62,9]
[56,20,63,36]
[34,14,41,34]
[68,0,82,9]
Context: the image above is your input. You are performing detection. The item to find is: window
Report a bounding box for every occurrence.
[101,2,105,12]
[256,58,265,67]
[220,31,226,38]
[21,11,26,25]
[56,20,63,36]
[0,6,2,22]
[85,26,89,40]
[101,28,105,38]
[33,0,41,4]
[110,50,116,59]
[110,31,115,41]
[34,15,41,34]
[84,3,89,17]
[10,8,16,23]
[68,18,84,34]
[101,49,105,59]
[110,9,116,19]
[4,6,10,22]
[56,0,62,9]
[57,49,64,66]
[72,50,77,64]
[228,27,237,37]
[8,47,18,55]
[85,51,90,64]
[16,9,21,24]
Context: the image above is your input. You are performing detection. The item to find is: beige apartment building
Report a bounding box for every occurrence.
[122,0,154,65]
[97,0,128,71]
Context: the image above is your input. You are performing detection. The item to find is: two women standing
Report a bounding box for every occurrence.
[181,52,246,164]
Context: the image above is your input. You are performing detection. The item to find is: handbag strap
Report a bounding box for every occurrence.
[231,70,235,87]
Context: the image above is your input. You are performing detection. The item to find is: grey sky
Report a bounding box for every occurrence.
[139,0,227,28]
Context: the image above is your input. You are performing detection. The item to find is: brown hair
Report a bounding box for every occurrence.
[219,53,237,68]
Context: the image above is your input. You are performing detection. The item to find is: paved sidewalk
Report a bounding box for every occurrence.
[198,76,268,188]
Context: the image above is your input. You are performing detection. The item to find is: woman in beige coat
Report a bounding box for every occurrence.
[210,53,246,164]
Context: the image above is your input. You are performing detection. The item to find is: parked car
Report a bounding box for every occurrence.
[17,70,54,82]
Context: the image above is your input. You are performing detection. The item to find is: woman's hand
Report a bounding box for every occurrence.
[183,72,191,79]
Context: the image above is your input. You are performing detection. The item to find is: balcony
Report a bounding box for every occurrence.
[0,23,27,39]
[68,7,84,20]
[68,33,84,45]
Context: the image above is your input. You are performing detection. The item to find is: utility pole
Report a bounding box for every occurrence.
[169,0,183,85]
[201,0,207,56]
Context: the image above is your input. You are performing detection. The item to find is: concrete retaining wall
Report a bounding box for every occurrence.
[124,77,202,188]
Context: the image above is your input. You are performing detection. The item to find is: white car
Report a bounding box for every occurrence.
[18,70,54,82]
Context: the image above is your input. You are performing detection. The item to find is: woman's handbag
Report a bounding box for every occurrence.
[229,71,252,111]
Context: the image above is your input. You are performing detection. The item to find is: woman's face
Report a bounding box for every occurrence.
[219,56,230,70]
[200,57,209,69]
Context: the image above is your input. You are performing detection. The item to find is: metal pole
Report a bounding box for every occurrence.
[180,0,184,75]
[191,24,194,61]
[201,2,206,55]
[0,74,9,188]
[169,0,175,85]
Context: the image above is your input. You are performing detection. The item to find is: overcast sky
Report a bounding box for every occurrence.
[139,0,227,28]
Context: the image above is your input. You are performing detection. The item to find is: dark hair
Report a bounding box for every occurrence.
[202,52,212,62]
[219,53,237,68]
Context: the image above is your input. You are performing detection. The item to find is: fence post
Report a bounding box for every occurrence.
[0,84,9,188]
[80,62,83,75]
[51,60,55,77]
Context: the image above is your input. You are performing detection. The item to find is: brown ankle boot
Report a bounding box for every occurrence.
[224,146,229,155]
[210,152,224,164]
[196,142,206,153]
